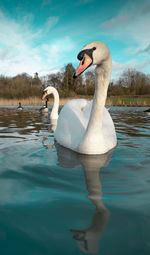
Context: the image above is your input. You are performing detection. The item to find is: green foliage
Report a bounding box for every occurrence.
[0,73,42,99]
[60,64,78,95]
[0,67,150,99]
[108,69,150,96]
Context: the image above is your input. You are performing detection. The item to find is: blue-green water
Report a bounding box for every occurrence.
[0,106,150,255]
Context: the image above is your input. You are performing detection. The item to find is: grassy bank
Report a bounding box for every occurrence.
[0,95,150,106]
[0,96,92,106]
[106,96,150,106]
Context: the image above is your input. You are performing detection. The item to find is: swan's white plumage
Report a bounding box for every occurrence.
[55,99,116,154]
[43,86,59,120]
[54,41,117,155]
[55,99,88,150]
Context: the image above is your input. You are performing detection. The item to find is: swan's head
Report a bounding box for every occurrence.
[73,41,111,78]
[42,86,53,100]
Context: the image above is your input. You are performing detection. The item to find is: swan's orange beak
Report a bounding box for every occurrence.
[42,91,47,100]
[73,53,92,78]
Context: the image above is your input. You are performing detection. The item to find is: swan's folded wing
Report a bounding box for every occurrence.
[54,99,90,151]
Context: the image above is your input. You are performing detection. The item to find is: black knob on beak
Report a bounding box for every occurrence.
[73,72,77,79]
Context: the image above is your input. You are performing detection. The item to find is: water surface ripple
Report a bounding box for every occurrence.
[0,106,150,255]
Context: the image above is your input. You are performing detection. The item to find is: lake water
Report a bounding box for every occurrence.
[0,106,150,255]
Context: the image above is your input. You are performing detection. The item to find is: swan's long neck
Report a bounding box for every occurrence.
[89,58,112,131]
[78,56,112,154]
[49,87,59,119]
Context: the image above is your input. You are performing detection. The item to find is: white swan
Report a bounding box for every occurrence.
[42,86,59,120]
[48,41,117,154]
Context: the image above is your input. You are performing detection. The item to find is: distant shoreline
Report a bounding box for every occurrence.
[0,96,150,107]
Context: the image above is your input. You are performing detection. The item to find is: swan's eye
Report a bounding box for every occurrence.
[82,57,85,65]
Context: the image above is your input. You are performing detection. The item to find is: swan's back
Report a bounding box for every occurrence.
[54,99,116,153]
[55,99,89,150]
[102,108,117,150]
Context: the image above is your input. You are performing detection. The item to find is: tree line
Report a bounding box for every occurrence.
[0,64,150,99]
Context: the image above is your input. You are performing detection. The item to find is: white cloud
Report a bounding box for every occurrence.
[0,11,74,77]
[41,36,75,63]
[100,0,150,47]
[137,44,150,55]
[135,59,150,72]
[112,61,125,71]
[44,16,59,32]
[102,14,132,30]
[111,61,126,80]
[100,0,150,79]
[111,57,150,80]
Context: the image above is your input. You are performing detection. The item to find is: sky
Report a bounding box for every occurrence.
[0,0,150,80]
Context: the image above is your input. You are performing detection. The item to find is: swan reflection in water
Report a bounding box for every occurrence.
[40,112,58,133]
[43,134,113,254]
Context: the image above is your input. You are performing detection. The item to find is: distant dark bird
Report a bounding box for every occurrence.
[40,98,49,113]
[17,102,23,111]
[144,108,150,116]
